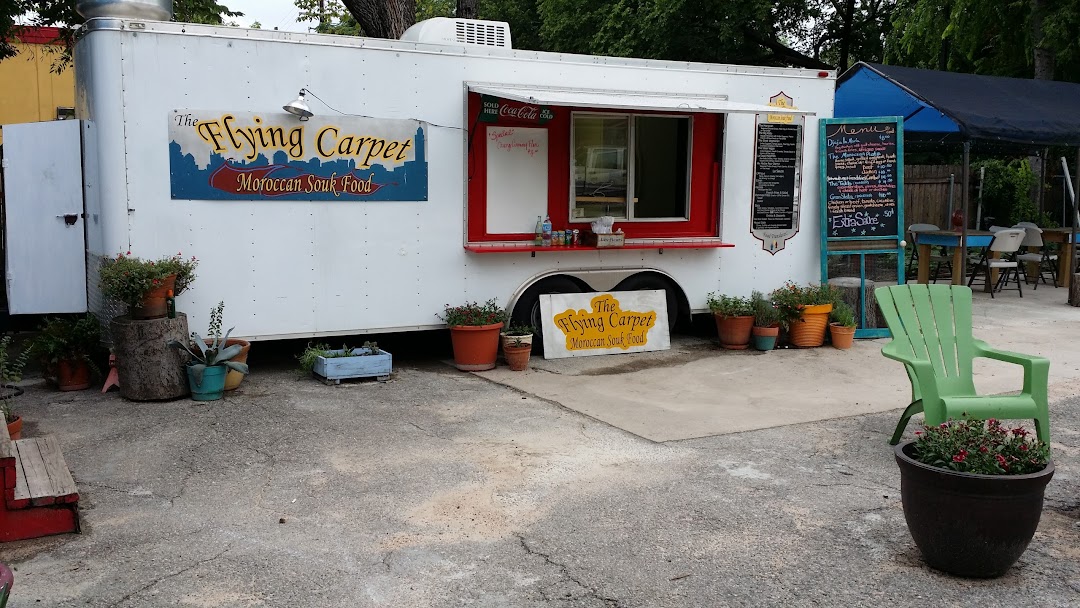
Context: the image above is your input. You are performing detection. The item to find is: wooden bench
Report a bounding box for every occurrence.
[0,415,79,542]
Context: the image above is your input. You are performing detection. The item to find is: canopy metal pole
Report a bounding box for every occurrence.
[1062,154,1079,306]
[1074,148,1080,303]
[960,141,971,282]
[976,166,985,230]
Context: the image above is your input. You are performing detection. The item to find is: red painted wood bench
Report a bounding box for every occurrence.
[0,415,79,542]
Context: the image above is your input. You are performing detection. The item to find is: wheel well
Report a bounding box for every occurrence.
[611,271,691,331]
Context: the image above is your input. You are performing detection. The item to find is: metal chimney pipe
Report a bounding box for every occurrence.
[77,0,173,21]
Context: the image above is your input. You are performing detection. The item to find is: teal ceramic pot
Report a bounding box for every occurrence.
[187,365,227,401]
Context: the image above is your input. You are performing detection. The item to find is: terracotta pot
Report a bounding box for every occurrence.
[829,323,856,350]
[6,415,22,440]
[449,323,503,371]
[751,325,780,351]
[714,314,754,350]
[895,441,1054,578]
[57,359,91,391]
[132,274,177,320]
[789,303,832,348]
[503,343,532,371]
[205,338,251,391]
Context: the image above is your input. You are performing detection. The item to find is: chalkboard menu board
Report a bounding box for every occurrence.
[751,120,803,254]
[822,121,900,238]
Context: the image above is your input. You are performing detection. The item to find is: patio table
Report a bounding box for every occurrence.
[915,230,996,289]
[1037,227,1075,288]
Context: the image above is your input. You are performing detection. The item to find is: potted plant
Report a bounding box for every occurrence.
[199,302,251,391]
[750,291,781,351]
[895,418,1053,578]
[99,252,198,319]
[0,336,28,440]
[500,324,534,371]
[828,302,857,350]
[167,313,249,401]
[27,316,102,391]
[707,293,754,350]
[770,282,837,348]
[298,341,392,383]
[439,299,508,371]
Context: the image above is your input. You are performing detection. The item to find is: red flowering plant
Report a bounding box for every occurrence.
[98,252,199,310]
[913,417,1050,475]
[439,299,508,328]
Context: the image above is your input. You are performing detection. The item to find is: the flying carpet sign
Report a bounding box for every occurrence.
[168,110,429,201]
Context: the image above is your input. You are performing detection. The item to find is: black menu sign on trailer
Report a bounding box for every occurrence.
[822,121,900,239]
[751,120,804,254]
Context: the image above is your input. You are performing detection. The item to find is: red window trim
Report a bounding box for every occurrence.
[466,92,723,244]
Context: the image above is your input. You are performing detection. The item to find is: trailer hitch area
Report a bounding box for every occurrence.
[58,213,80,226]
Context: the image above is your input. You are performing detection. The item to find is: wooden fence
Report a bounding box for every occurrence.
[903,164,962,231]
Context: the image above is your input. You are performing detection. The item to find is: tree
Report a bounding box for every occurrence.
[340,0,416,39]
[1,0,241,64]
[529,0,831,68]
[885,0,1080,81]
[457,0,477,20]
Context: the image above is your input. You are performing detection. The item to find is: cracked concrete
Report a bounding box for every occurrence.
[0,343,1078,606]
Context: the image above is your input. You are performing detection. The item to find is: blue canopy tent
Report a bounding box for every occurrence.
[834,62,1080,289]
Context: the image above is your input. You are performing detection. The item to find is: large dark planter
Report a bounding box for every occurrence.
[894,441,1054,578]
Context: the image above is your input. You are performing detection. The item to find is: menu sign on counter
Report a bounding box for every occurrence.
[751,117,804,254]
[821,119,901,239]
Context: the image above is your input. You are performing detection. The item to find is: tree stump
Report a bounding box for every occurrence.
[828,277,879,329]
[1070,274,1080,307]
[111,314,190,401]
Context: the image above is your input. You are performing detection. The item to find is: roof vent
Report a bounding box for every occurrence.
[400,18,512,49]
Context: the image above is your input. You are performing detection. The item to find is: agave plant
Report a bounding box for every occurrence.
[167,328,249,385]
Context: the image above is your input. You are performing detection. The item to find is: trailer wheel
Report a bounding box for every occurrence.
[611,273,682,331]
[511,276,584,349]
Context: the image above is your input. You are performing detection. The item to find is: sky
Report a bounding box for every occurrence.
[224,0,307,32]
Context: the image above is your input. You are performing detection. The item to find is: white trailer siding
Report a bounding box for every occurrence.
[75,19,834,339]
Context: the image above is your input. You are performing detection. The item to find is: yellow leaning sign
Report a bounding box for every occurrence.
[540,290,671,359]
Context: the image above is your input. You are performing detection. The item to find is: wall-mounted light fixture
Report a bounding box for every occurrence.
[283,89,313,120]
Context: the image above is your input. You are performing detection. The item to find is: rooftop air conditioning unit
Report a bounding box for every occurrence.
[400,18,512,49]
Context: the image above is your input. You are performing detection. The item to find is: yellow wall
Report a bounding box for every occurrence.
[0,41,75,145]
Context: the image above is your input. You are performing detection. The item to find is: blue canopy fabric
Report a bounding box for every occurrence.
[835,62,1080,146]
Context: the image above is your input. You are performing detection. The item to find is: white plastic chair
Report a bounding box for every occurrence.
[967,228,1026,298]
[1013,222,1058,289]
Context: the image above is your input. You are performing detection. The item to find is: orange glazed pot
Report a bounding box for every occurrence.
[829,323,856,350]
[789,303,832,348]
[132,274,177,320]
[449,323,503,371]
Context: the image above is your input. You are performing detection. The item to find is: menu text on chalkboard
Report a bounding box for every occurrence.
[822,122,900,238]
[751,120,803,254]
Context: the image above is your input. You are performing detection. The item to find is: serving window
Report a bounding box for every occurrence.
[572,114,691,222]
[465,89,727,248]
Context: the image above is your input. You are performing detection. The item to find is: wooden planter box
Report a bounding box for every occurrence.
[312,347,392,384]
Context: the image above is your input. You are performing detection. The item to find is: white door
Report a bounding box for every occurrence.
[2,120,88,314]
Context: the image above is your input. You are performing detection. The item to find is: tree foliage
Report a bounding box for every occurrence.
[886,0,1080,81]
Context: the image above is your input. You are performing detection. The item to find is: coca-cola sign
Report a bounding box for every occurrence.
[479,95,554,124]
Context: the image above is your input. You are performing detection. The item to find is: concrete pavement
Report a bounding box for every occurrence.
[0,284,1078,606]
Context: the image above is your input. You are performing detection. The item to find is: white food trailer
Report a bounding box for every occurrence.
[1,2,836,342]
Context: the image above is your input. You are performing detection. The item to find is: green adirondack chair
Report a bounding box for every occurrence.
[875,284,1050,445]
